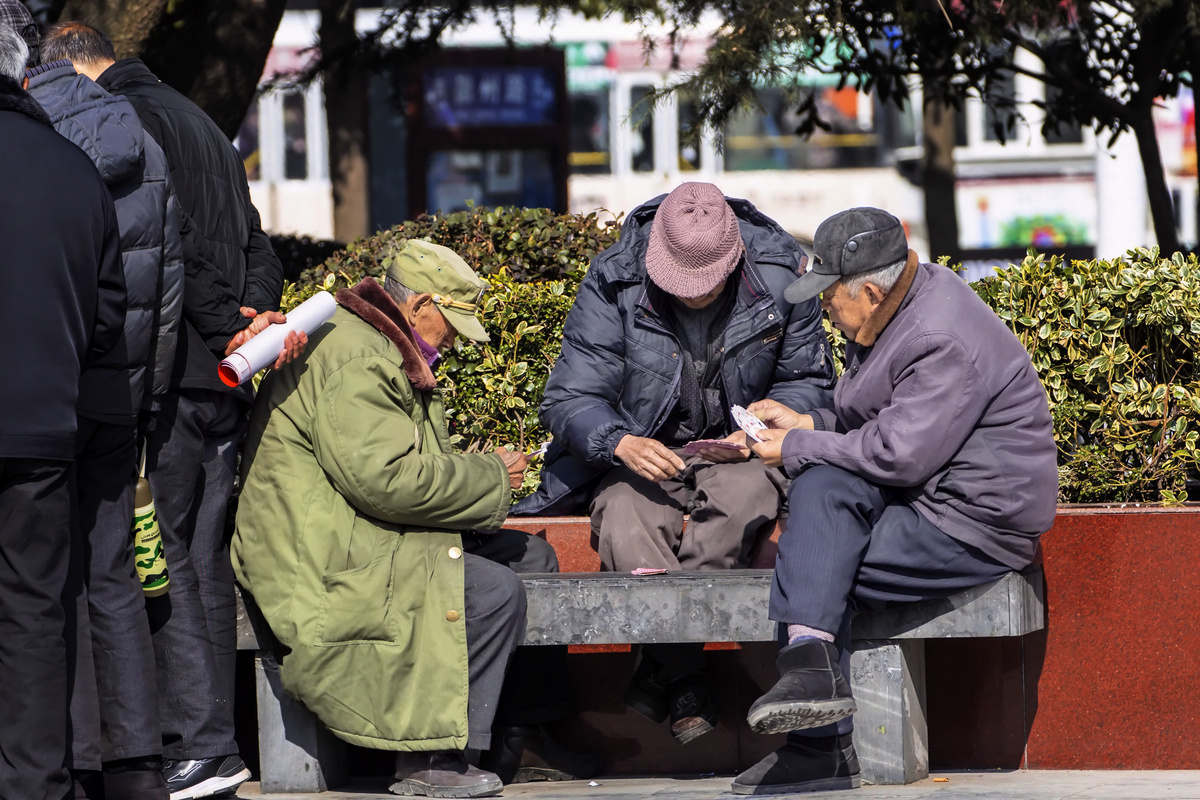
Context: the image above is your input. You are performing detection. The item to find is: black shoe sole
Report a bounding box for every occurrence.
[747,699,857,734]
[731,773,861,795]
[389,777,504,798]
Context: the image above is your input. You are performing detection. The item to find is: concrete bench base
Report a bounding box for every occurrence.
[239,568,1044,791]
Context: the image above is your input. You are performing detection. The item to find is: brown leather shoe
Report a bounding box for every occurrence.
[391,751,503,798]
[480,724,603,783]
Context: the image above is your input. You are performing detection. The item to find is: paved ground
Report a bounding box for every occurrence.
[239,771,1200,799]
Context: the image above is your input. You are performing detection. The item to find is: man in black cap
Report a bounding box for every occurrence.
[731,208,1058,794]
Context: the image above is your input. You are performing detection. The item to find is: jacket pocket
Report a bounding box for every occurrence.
[315,537,399,646]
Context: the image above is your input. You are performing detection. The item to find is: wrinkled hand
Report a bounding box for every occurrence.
[697,431,752,463]
[223,309,308,367]
[495,447,529,490]
[614,435,686,482]
[749,428,791,467]
[748,399,814,432]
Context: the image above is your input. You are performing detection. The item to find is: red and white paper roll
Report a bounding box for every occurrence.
[218,291,337,387]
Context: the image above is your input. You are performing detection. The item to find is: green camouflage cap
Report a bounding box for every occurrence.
[385,240,490,343]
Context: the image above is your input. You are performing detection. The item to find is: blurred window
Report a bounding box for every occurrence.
[724,87,880,171]
[235,100,261,181]
[283,90,308,180]
[568,90,611,174]
[630,85,655,173]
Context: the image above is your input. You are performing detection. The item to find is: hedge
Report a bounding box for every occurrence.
[284,208,1200,504]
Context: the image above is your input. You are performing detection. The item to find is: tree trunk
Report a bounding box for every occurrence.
[921,94,960,262]
[1129,110,1181,253]
[60,0,288,139]
[320,0,371,242]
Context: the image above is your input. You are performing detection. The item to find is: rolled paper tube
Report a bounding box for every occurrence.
[218,291,337,387]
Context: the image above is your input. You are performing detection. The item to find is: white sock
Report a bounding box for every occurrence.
[787,624,835,644]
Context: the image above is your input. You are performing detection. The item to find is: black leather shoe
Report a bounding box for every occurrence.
[392,751,503,797]
[480,725,603,784]
[623,654,669,723]
[162,755,250,799]
[731,733,861,794]
[747,639,856,734]
[668,673,720,745]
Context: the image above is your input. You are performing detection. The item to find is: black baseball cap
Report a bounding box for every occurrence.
[784,208,908,305]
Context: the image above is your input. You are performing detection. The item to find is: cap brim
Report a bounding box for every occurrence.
[439,306,491,343]
[784,271,839,305]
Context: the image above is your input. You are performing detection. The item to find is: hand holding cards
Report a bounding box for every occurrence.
[731,404,768,442]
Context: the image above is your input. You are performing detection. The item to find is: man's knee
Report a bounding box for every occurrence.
[523,534,559,574]
[786,465,864,509]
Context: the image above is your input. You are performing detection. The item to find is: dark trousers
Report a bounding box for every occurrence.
[143,390,247,760]
[69,420,160,771]
[770,465,1014,738]
[461,530,574,750]
[0,457,74,800]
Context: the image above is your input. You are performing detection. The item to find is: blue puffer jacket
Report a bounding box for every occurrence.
[27,61,184,421]
[512,193,836,515]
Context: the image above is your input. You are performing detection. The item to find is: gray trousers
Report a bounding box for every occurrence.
[590,455,783,573]
[69,419,160,770]
[461,530,572,750]
[143,389,247,760]
[591,455,783,679]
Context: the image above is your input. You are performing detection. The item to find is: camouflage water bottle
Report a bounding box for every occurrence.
[132,476,169,596]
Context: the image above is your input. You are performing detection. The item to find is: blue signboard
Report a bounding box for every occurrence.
[423,66,558,128]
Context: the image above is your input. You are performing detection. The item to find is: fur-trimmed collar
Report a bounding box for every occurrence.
[0,74,52,127]
[336,277,437,391]
[854,250,920,347]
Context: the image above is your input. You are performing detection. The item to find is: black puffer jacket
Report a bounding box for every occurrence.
[0,76,124,458]
[513,194,835,515]
[27,61,184,418]
[97,58,283,394]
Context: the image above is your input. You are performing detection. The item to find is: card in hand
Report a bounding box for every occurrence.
[682,438,745,455]
[731,404,768,442]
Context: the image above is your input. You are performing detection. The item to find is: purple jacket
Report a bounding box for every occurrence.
[782,255,1057,568]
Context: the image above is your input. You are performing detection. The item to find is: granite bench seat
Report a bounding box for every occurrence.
[236,520,1044,793]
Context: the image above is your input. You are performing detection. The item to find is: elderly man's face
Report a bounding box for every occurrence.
[820,279,882,342]
[676,279,728,310]
[407,295,458,353]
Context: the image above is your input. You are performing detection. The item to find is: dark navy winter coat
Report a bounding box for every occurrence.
[513,194,835,515]
[27,61,184,420]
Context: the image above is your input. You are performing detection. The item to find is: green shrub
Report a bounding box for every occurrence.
[973,248,1200,504]
[282,207,620,491]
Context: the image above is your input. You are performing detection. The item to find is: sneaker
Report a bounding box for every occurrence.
[731,733,861,794]
[667,673,720,745]
[391,751,503,798]
[747,639,856,734]
[480,724,603,784]
[162,756,250,800]
[623,654,669,723]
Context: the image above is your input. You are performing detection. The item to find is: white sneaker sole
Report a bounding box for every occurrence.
[169,767,251,800]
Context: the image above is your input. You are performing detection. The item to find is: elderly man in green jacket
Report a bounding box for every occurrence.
[233,240,597,798]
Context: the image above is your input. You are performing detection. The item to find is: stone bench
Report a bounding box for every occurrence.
[237,564,1044,792]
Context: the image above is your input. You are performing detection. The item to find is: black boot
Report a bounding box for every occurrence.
[623,653,670,723]
[667,672,720,745]
[732,733,860,795]
[479,725,603,784]
[747,639,856,734]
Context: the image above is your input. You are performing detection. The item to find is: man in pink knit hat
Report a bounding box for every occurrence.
[514,182,834,745]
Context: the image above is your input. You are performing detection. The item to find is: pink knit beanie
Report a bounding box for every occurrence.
[645,182,744,298]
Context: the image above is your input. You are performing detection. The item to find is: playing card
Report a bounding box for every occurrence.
[731,405,767,443]
[682,439,745,455]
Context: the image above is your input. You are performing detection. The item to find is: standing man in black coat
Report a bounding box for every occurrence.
[0,19,124,800]
[44,22,301,799]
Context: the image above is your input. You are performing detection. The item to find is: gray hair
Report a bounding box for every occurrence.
[384,276,418,307]
[842,257,907,299]
[0,23,28,81]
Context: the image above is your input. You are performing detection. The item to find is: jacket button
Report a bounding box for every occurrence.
[672,352,678,358]
[768,314,775,320]
[446,610,460,622]
[448,547,462,559]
